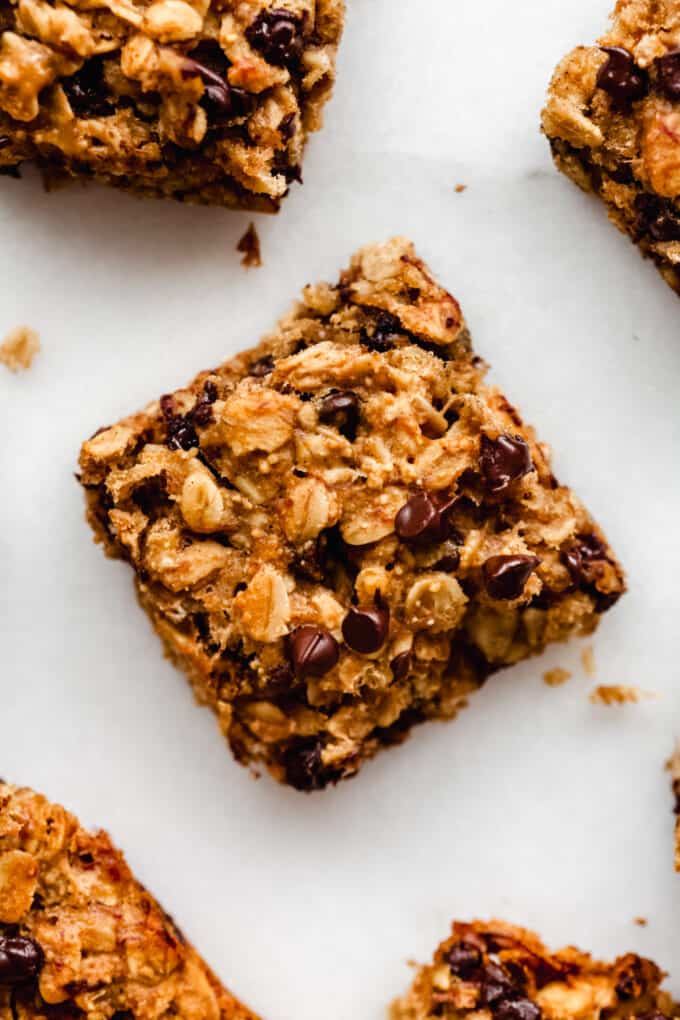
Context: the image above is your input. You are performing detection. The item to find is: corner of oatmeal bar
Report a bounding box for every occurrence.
[390,919,674,1020]
[542,0,680,295]
[78,237,625,791]
[0,0,344,209]
[0,780,258,1019]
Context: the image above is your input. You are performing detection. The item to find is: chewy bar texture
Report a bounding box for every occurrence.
[391,920,674,1020]
[0,782,257,1020]
[0,0,343,208]
[543,0,680,295]
[79,238,625,791]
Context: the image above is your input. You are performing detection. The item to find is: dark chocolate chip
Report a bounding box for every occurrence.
[318,390,360,441]
[341,604,389,654]
[287,625,339,678]
[250,355,275,377]
[395,493,453,546]
[62,57,110,117]
[615,957,647,1000]
[360,310,404,352]
[597,47,648,108]
[160,393,175,418]
[279,111,296,140]
[656,49,680,99]
[246,9,304,67]
[165,415,199,451]
[290,535,329,583]
[479,434,532,494]
[389,651,411,680]
[444,941,481,978]
[433,551,460,572]
[480,963,517,1006]
[607,163,634,184]
[281,736,338,792]
[634,193,680,242]
[183,44,255,120]
[483,555,540,600]
[494,999,542,1020]
[0,934,44,987]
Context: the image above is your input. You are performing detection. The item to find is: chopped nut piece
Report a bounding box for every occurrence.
[237,222,262,268]
[0,325,39,372]
[543,667,572,687]
[589,684,652,705]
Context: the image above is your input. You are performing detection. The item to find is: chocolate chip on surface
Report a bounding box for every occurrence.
[433,551,460,572]
[165,415,199,451]
[656,49,680,99]
[0,934,44,986]
[389,651,411,680]
[494,998,542,1020]
[634,194,680,243]
[287,625,339,678]
[480,962,517,1005]
[596,47,647,107]
[479,434,532,493]
[246,9,303,67]
[360,310,404,352]
[483,555,540,600]
[341,604,390,654]
[62,57,110,117]
[280,737,333,791]
[444,940,481,978]
[395,493,453,545]
[318,390,360,440]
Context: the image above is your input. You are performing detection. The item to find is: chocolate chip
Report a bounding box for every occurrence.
[62,57,110,117]
[444,941,481,978]
[318,390,360,441]
[246,9,304,67]
[483,555,540,600]
[281,736,338,792]
[202,380,218,402]
[279,112,296,140]
[360,311,404,352]
[634,193,680,243]
[342,604,389,654]
[615,957,647,1000]
[480,963,516,1006]
[165,415,199,451]
[494,999,542,1020]
[290,535,329,583]
[655,49,680,100]
[287,625,339,678]
[433,551,460,572]
[183,47,254,120]
[250,355,274,377]
[389,651,411,680]
[562,534,610,585]
[479,434,532,494]
[0,934,43,986]
[597,47,647,108]
[395,493,453,545]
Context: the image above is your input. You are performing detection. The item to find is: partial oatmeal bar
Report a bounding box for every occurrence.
[78,237,625,791]
[542,0,680,295]
[0,781,257,1020]
[390,919,675,1020]
[0,0,343,208]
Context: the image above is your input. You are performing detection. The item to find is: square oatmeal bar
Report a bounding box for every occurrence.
[79,238,625,791]
[0,0,343,208]
[543,0,680,294]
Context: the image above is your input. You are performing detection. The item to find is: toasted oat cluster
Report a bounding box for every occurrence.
[78,238,625,791]
[0,0,343,208]
[542,0,680,295]
[390,919,674,1020]
[0,782,257,1020]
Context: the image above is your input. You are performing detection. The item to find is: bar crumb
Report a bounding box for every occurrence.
[543,667,572,687]
[237,223,262,268]
[634,917,648,927]
[0,325,40,372]
[589,685,651,706]
[581,644,595,677]
[454,184,467,193]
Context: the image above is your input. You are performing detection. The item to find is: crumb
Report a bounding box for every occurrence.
[634,917,647,927]
[543,667,572,687]
[454,184,467,193]
[237,223,262,268]
[589,685,652,705]
[581,645,595,677]
[0,325,40,372]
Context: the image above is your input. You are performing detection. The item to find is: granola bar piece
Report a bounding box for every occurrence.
[78,237,625,791]
[0,781,257,1020]
[391,919,674,1020]
[0,0,343,209]
[542,0,680,295]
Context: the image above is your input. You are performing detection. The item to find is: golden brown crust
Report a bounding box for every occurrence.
[542,1,680,293]
[0,0,344,208]
[78,237,625,790]
[391,919,674,1020]
[0,782,258,1020]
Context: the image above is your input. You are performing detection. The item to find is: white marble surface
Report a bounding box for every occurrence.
[1,0,680,1017]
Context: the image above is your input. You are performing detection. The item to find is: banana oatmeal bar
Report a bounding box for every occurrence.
[542,0,680,295]
[0,781,257,1020]
[0,0,343,208]
[391,919,675,1020]
[78,237,625,791]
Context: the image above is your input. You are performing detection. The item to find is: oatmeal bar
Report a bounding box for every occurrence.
[0,0,343,208]
[542,0,680,295]
[78,237,625,791]
[0,781,257,1020]
[391,919,675,1020]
